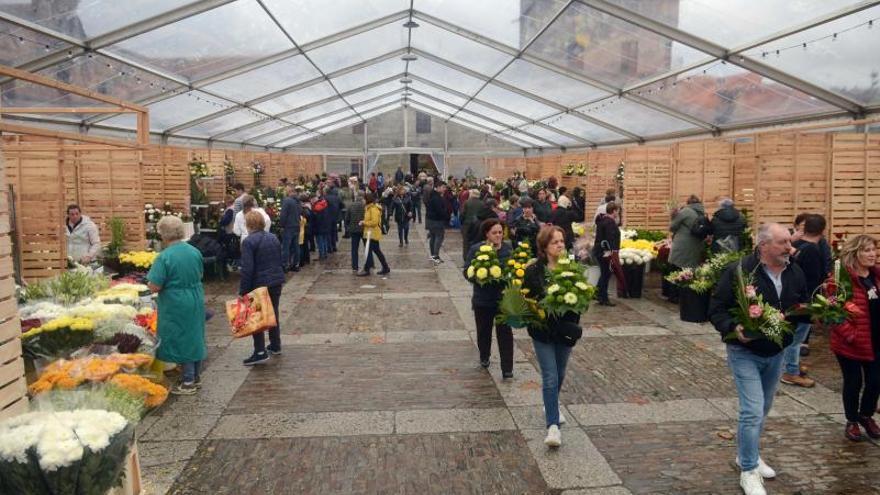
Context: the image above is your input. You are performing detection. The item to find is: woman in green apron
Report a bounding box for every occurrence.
[147,215,207,395]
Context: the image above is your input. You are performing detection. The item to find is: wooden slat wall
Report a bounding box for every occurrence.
[141,146,190,210]
[0,141,30,419]
[488,131,878,238]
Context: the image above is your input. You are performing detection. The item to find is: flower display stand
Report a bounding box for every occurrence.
[107,441,142,495]
[679,287,710,323]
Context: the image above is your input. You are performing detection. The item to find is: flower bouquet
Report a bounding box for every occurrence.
[575,163,587,176]
[563,163,576,176]
[21,316,96,358]
[505,241,532,287]
[495,285,545,329]
[541,254,596,317]
[133,308,157,336]
[466,244,504,286]
[689,251,747,294]
[789,259,859,326]
[724,264,793,347]
[572,222,586,238]
[665,267,696,288]
[620,228,637,241]
[189,158,209,179]
[0,409,134,495]
[28,353,155,395]
[118,251,158,272]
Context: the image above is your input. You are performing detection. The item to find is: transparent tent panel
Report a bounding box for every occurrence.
[606,0,863,50]
[306,21,406,74]
[353,95,403,114]
[447,116,528,147]
[329,58,404,93]
[406,96,459,117]
[276,131,324,148]
[743,6,880,106]
[476,83,557,119]
[527,1,711,90]
[640,61,837,127]
[106,0,293,82]
[262,0,407,46]
[0,0,196,40]
[312,115,363,135]
[104,90,234,131]
[215,118,291,141]
[408,57,485,94]
[411,20,511,75]
[202,55,321,103]
[253,82,338,115]
[284,98,350,124]
[345,81,402,105]
[576,97,697,137]
[178,109,264,138]
[408,81,470,107]
[247,124,308,146]
[500,129,547,148]
[306,109,356,129]
[463,101,528,127]
[0,20,71,67]
[1,79,121,108]
[415,0,569,49]
[539,113,626,143]
[519,124,579,146]
[496,58,610,107]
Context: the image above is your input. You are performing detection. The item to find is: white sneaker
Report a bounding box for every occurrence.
[739,469,766,495]
[736,456,776,479]
[544,425,561,448]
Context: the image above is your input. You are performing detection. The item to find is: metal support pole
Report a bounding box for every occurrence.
[443,122,449,179]
[403,107,409,149]
[363,122,369,179]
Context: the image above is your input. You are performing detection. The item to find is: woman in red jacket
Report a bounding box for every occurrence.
[830,234,879,441]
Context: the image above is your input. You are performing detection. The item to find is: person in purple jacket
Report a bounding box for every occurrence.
[239,210,286,366]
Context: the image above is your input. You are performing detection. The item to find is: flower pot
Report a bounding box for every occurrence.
[679,287,710,323]
[622,263,646,298]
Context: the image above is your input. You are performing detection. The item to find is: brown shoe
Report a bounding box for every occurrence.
[799,363,809,375]
[858,416,880,439]
[845,421,863,441]
[780,373,815,388]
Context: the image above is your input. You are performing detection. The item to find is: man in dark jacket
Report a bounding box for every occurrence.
[325,186,342,253]
[426,182,450,264]
[345,193,365,273]
[460,190,489,261]
[279,186,302,272]
[709,223,808,495]
[394,167,405,184]
[593,202,625,305]
[711,198,747,253]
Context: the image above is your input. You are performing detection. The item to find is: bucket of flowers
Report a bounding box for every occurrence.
[21,316,96,359]
[0,409,135,495]
[118,251,158,275]
[618,241,655,298]
[466,244,504,286]
[724,263,793,347]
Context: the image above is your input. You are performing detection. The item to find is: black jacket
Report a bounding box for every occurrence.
[792,239,824,295]
[522,258,581,345]
[325,188,342,221]
[392,195,413,224]
[345,200,365,234]
[463,241,512,309]
[710,206,746,251]
[550,207,577,249]
[593,213,620,255]
[709,253,808,357]
[426,190,450,222]
[239,231,285,295]
[512,216,540,247]
[279,196,301,229]
[534,200,553,223]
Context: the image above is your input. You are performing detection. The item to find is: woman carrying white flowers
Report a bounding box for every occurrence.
[463,218,514,378]
[523,226,583,448]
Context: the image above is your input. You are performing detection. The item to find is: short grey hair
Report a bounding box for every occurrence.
[157,215,185,242]
[469,189,480,199]
[756,223,785,247]
[718,197,734,208]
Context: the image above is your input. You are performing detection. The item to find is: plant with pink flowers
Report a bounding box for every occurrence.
[725,263,792,348]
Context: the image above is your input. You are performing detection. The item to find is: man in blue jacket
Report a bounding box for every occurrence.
[279,185,301,272]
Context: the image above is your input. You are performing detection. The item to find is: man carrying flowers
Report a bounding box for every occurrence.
[464,219,514,378]
[709,223,808,495]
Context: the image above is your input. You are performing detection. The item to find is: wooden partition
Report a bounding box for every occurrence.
[489,130,880,237]
[0,139,28,420]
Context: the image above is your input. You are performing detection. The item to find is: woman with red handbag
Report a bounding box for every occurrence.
[240,211,286,366]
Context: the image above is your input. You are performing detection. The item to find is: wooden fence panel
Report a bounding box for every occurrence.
[623,146,673,231]
[830,133,880,238]
[585,149,623,207]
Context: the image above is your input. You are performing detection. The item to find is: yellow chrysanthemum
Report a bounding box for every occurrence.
[466,266,475,278]
[515,269,525,278]
[507,259,516,266]
[489,266,502,278]
[476,267,488,279]
[479,245,493,253]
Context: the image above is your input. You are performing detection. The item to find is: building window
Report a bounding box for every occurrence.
[620,40,638,77]
[416,111,431,134]
[352,123,364,135]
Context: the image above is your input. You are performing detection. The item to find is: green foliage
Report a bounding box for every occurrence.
[105,217,126,259]
[48,270,111,305]
[634,229,666,242]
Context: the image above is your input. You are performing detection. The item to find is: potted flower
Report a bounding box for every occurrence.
[618,242,655,298]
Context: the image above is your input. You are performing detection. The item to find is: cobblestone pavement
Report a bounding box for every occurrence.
[139,225,880,495]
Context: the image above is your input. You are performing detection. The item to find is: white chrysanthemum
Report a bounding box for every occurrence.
[547,284,560,294]
[74,424,111,451]
[559,271,575,277]
[0,423,43,463]
[558,257,571,265]
[477,255,489,261]
[575,282,589,291]
[563,293,578,305]
[37,423,83,472]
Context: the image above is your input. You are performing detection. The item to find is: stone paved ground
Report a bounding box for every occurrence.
[139,223,880,495]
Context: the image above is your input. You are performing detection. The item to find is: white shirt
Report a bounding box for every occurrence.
[233,208,271,241]
[762,264,784,299]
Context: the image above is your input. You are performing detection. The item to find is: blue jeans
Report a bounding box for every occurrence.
[350,232,362,270]
[282,227,300,268]
[532,339,572,428]
[316,234,330,258]
[726,344,784,471]
[182,361,201,384]
[782,322,810,375]
[397,221,409,244]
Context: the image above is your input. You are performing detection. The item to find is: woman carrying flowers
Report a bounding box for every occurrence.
[829,234,880,441]
[146,215,206,396]
[522,226,584,449]
[464,219,513,378]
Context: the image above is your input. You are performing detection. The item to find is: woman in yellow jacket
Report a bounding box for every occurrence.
[357,192,391,276]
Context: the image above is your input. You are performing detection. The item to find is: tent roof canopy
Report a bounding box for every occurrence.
[1,0,878,151]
